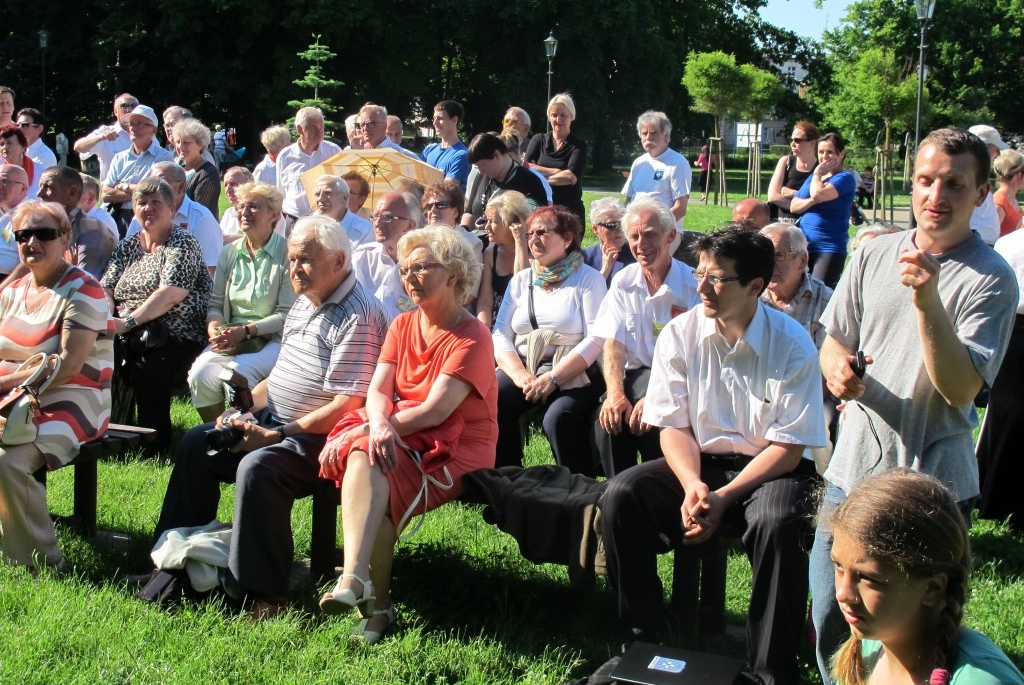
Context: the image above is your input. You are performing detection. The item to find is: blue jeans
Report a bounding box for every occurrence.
[809,482,847,685]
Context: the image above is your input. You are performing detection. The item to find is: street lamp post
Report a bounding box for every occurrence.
[911,0,936,228]
[544,31,558,132]
[38,29,49,120]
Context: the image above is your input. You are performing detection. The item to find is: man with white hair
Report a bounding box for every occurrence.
[253,125,292,186]
[73,93,137,183]
[102,104,175,234]
[759,222,832,348]
[314,174,373,248]
[591,197,699,477]
[153,214,389,620]
[78,172,120,240]
[126,162,222,271]
[502,106,531,145]
[968,124,1007,245]
[276,107,342,226]
[622,110,692,231]
[357,103,418,159]
[351,191,420,319]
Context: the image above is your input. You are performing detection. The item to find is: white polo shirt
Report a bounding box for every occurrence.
[642,301,826,457]
[591,259,700,370]
[351,242,408,321]
[275,140,342,218]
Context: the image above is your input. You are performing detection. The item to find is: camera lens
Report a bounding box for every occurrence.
[204,425,244,450]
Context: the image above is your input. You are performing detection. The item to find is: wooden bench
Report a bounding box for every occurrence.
[37,423,158,538]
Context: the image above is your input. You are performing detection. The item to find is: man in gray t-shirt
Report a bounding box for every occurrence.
[809,128,1019,685]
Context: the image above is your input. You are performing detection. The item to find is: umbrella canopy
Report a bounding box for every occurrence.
[299,149,444,211]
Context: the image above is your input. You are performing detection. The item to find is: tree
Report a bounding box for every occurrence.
[739,64,783,140]
[682,51,750,137]
[287,35,343,127]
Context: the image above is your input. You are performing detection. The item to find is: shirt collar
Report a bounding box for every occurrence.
[697,299,769,358]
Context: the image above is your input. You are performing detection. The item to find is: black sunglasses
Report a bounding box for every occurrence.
[597,220,622,231]
[14,227,62,243]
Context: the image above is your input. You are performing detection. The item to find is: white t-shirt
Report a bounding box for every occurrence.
[622,148,693,228]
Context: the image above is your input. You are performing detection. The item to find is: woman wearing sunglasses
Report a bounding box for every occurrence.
[767,120,820,221]
[582,196,634,286]
[0,200,113,570]
[492,205,607,474]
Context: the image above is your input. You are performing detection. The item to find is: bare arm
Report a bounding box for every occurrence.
[476,246,496,328]
[767,155,792,206]
[899,250,984,405]
[101,183,133,204]
[0,328,99,393]
[669,195,688,221]
[121,285,189,326]
[73,127,117,155]
[598,339,631,435]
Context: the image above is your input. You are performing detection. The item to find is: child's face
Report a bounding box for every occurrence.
[831,531,938,644]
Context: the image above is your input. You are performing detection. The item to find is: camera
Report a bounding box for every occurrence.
[204,364,256,452]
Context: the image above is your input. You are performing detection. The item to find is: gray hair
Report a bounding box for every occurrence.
[848,222,902,253]
[295,106,325,128]
[172,119,212,149]
[590,196,625,226]
[133,177,175,207]
[505,106,531,130]
[622,197,675,234]
[316,174,349,197]
[260,125,292,154]
[636,110,672,137]
[162,105,192,122]
[345,114,359,133]
[547,93,576,121]
[761,221,808,255]
[291,214,352,263]
[224,166,254,183]
[398,224,481,304]
[397,190,423,227]
[359,103,388,122]
[79,172,101,198]
[150,161,186,186]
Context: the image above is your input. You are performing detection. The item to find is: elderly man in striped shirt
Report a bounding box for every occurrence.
[154,214,390,619]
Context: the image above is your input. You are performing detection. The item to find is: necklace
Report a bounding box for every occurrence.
[421,307,467,344]
[25,262,70,315]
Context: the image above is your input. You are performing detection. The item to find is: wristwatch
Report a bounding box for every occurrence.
[275,426,287,443]
[549,371,560,388]
[123,315,139,331]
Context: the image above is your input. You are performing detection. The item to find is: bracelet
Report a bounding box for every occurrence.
[123,315,139,331]
[244,324,252,340]
[275,425,287,443]
[549,371,560,388]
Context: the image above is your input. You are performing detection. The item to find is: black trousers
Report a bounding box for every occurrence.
[495,369,602,475]
[155,416,327,600]
[593,367,663,478]
[599,456,818,685]
[129,337,204,451]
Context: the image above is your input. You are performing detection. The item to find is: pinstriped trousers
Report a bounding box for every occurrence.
[599,455,818,685]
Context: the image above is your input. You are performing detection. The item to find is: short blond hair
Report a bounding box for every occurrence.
[547,93,576,121]
[260,125,292,155]
[398,225,481,303]
[236,182,284,220]
[486,190,532,228]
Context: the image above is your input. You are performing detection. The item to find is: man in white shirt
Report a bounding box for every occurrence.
[591,198,699,477]
[351,191,420,319]
[253,125,291,186]
[276,106,342,224]
[313,174,372,249]
[102,104,175,233]
[78,173,120,240]
[0,164,29,280]
[599,226,826,685]
[126,162,222,272]
[968,124,1007,245]
[16,108,58,173]
[73,93,136,183]
[386,116,404,145]
[357,103,418,159]
[622,110,692,231]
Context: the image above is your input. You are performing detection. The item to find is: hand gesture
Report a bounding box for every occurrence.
[824,353,873,401]
[898,249,941,308]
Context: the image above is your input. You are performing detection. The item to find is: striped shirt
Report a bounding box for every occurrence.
[266,271,388,424]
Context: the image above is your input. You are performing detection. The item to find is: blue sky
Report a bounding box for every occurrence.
[757,0,854,40]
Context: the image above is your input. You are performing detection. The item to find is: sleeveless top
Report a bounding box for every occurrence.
[772,154,815,220]
[490,246,513,330]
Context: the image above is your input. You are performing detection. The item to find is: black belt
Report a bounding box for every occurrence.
[701,452,817,476]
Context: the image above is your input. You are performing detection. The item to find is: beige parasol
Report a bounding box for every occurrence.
[299,148,444,210]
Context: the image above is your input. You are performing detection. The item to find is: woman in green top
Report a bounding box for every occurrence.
[828,469,1024,685]
[188,182,296,422]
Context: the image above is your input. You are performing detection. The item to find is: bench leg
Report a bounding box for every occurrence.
[73,460,98,538]
[310,479,340,580]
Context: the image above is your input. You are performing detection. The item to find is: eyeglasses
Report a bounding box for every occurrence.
[238,203,267,214]
[596,221,622,231]
[14,227,62,243]
[692,269,742,287]
[773,250,799,262]
[398,261,444,278]
[789,137,813,143]
[371,211,409,224]
[116,102,138,110]
[17,121,38,129]
[356,121,380,129]
[424,200,452,212]
[0,178,26,188]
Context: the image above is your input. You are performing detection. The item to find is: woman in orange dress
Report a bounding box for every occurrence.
[317,225,497,643]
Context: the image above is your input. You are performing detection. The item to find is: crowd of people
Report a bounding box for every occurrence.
[1,80,1022,684]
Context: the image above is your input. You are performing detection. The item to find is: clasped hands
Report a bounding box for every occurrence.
[680,483,728,544]
[207,322,246,354]
[599,394,650,436]
[515,370,556,403]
